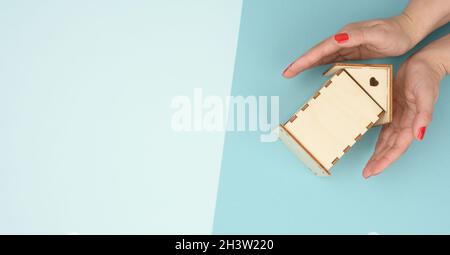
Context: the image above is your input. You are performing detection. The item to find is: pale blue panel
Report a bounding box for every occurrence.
[0,0,242,234]
[214,0,450,234]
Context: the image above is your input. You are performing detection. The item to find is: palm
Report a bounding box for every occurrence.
[363,60,440,177]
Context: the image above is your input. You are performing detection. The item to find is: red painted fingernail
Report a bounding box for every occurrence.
[418,126,427,140]
[334,33,349,43]
[282,63,293,76]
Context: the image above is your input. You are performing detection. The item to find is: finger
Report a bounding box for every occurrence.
[282,25,387,78]
[314,52,342,67]
[364,125,393,168]
[315,47,363,67]
[412,85,437,141]
[363,128,395,179]
[363,104,405,176]
[368,135,396,167]
[374,124,394,154]
[282,37,340,78]
[367,130,413,177]
[365,106,415,178]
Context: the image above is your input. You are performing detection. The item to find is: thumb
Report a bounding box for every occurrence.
[412,85,438,141]
[336,24,388,48]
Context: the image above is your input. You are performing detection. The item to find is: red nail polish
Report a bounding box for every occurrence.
[418,126,427,140]
[283,63,293,75]
[334,33,349,43]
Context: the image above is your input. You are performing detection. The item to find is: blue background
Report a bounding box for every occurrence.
[213,0,450,234]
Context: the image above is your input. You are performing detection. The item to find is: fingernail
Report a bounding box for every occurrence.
[363,171,371,179]
[418,126,427,140]
[282,63,293,76]
[334,33,349,43]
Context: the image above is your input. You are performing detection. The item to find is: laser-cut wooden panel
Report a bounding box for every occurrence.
[279,69,384,176]
[323,63,392,125]
[278,125,329,176]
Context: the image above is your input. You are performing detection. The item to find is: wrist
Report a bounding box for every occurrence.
[390,13,420,50]
[412,52,447,85]
[398,0,450,52]
[415,34,450,79]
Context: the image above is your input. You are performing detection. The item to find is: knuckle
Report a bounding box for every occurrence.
[343,23,356,29]
[422,112,433,123]
[408,58,429,70]
[404,90,415,102]
[371,24,390,37]
[341,22,360,31]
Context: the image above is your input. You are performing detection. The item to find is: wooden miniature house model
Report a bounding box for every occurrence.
[278,63,392,176]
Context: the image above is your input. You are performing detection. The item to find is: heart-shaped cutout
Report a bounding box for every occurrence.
[370,77,379,87]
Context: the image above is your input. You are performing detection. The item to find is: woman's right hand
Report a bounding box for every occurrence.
[363,34,450,178]
[282,14,416,78]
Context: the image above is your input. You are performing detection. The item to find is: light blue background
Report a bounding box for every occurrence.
[2,0,450,234]
[213,0,450,234]
[0,0,242,234]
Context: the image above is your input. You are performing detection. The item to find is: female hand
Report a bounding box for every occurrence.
[363,34,450,178]
[282,15,416,78]
[282,0,450,78]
